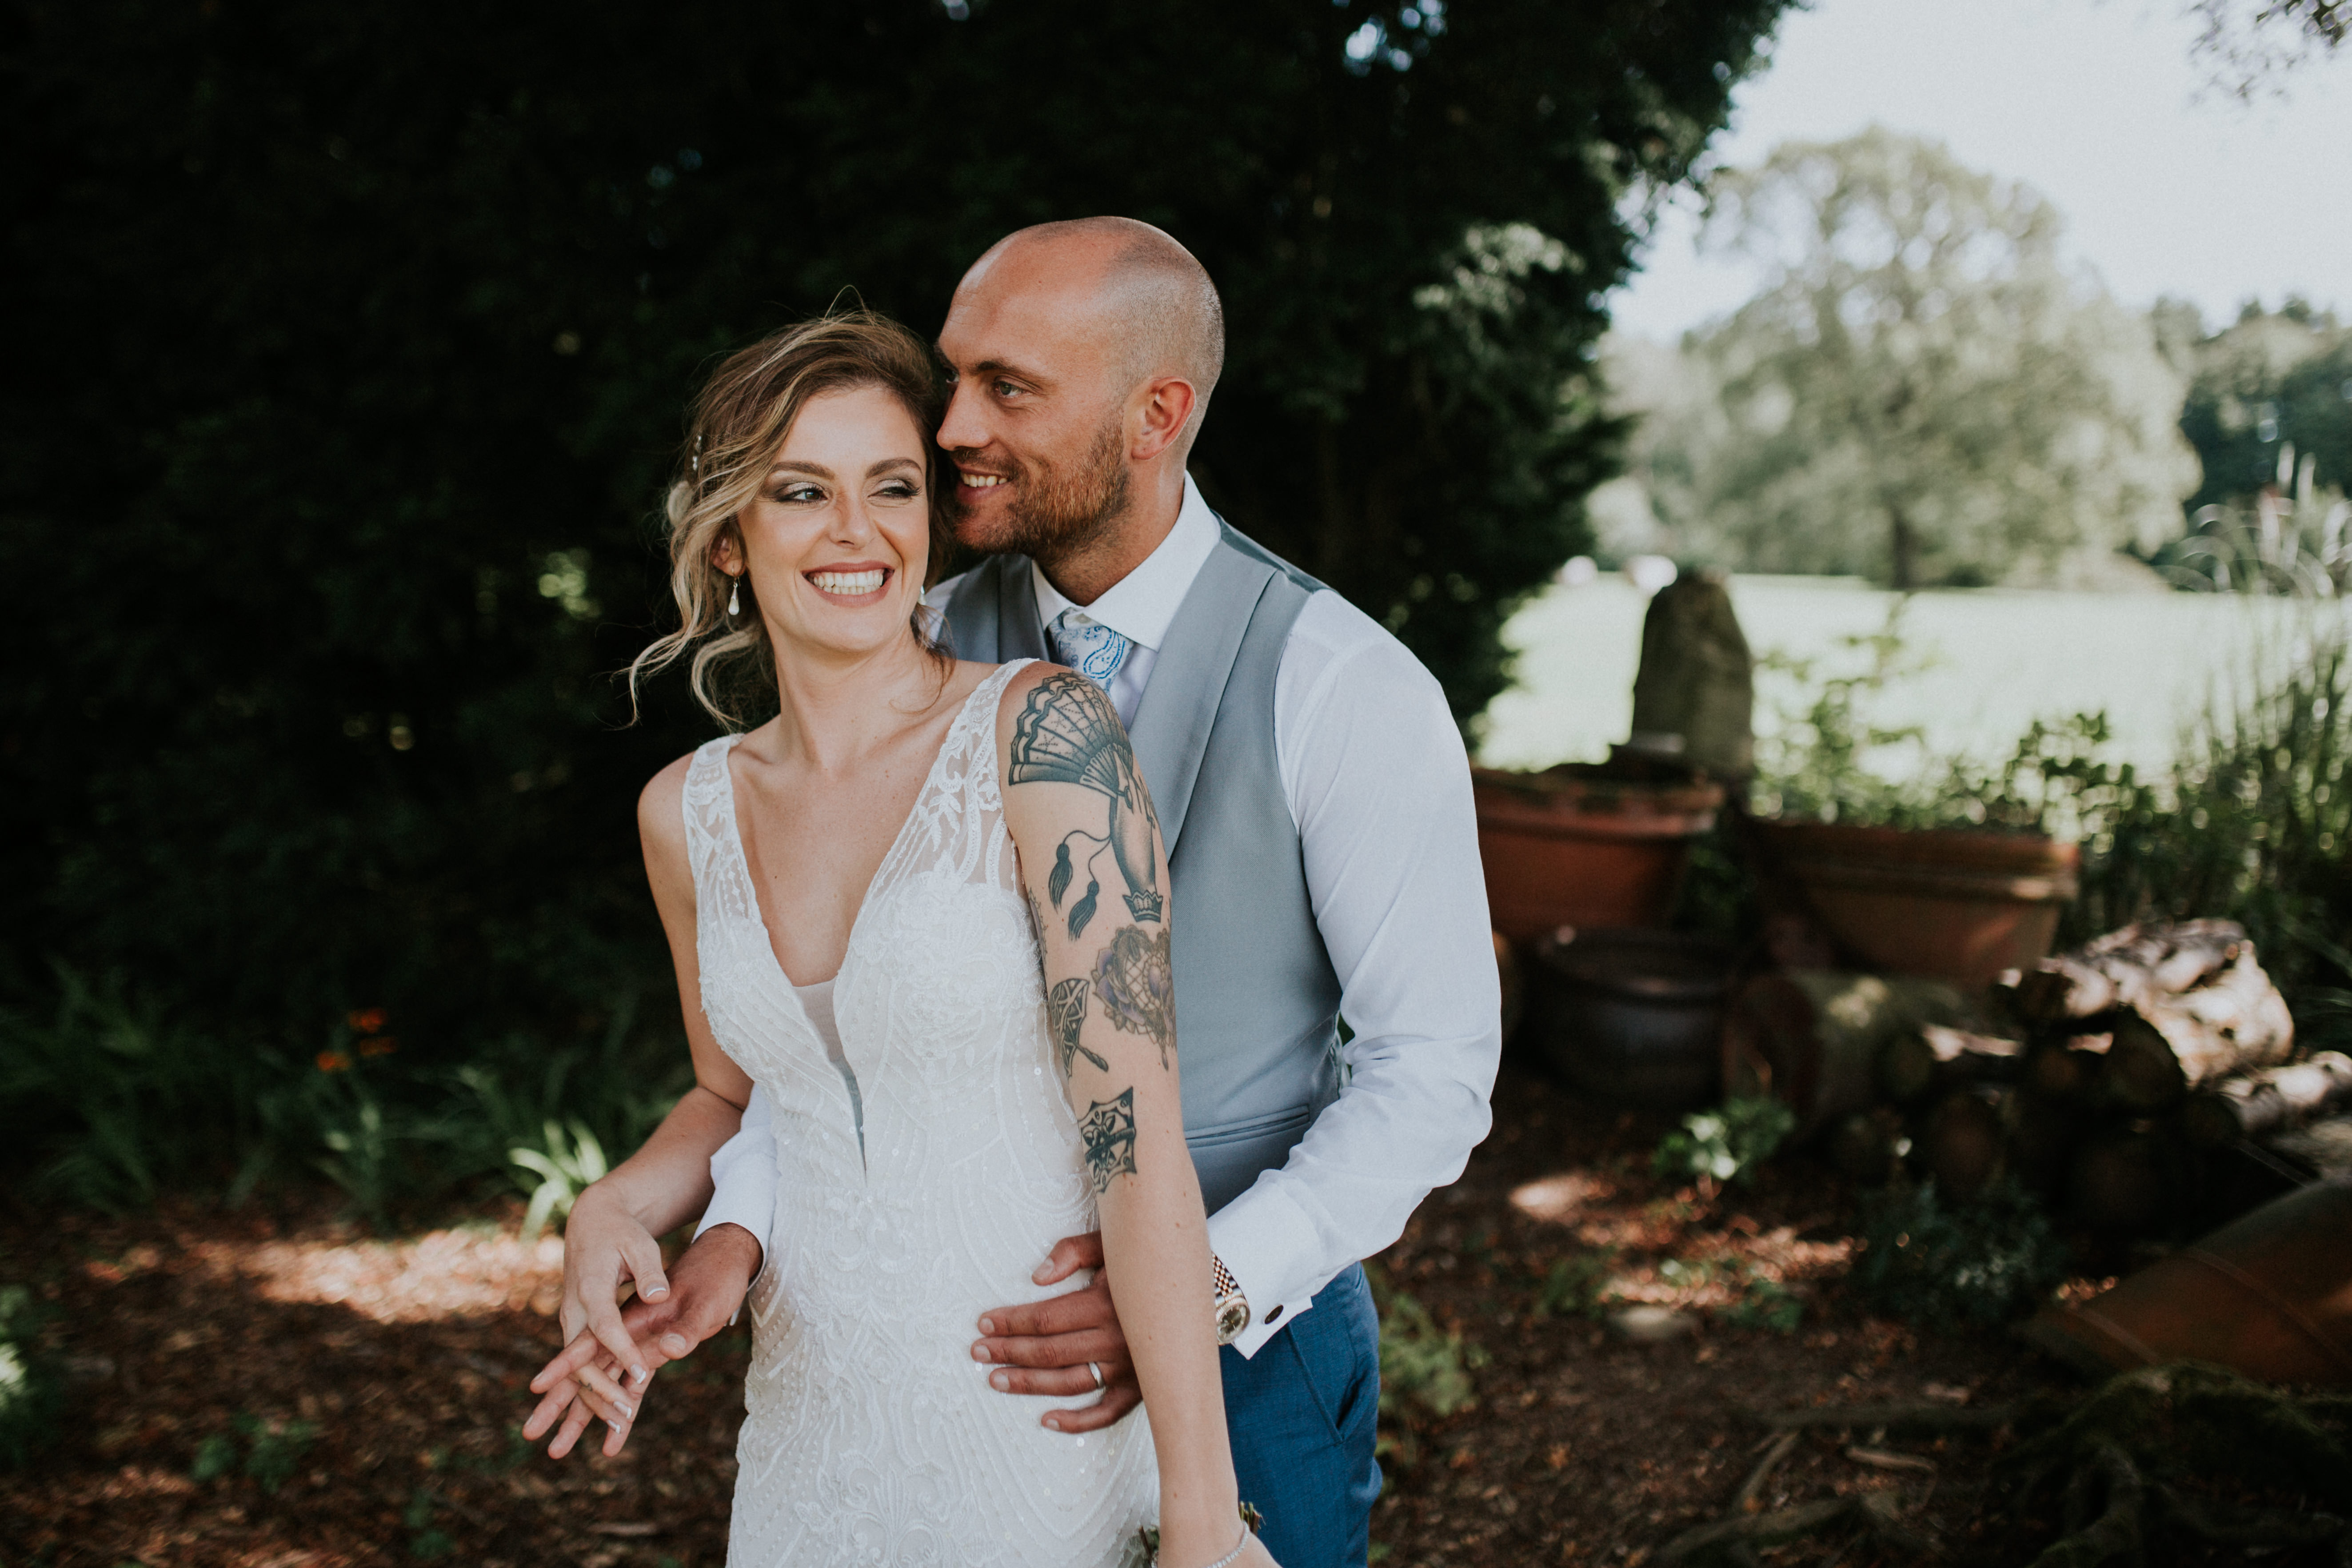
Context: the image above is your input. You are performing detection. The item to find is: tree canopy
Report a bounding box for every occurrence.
[0,0,1792,1050]
[1614,129,2198,589]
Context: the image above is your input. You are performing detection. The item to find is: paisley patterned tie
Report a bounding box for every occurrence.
[1046,608,1133,694]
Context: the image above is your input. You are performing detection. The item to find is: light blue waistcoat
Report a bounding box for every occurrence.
[937,522,1345,1213]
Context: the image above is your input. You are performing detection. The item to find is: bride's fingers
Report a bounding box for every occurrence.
[528,1326,612,1395]
[545,1394,597,1460]
[572,1359,638,1425]
[522,1378,579,1442]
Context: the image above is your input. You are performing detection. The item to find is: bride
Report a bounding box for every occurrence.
[517,311,1274,1568]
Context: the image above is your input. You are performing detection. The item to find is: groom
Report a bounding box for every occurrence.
[586,219,1498,1565]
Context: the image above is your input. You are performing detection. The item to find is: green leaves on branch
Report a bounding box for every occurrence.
[1653,1096,1795,1188]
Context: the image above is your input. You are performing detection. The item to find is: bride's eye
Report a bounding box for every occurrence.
[772,482,825,504]
[875,479,920,502]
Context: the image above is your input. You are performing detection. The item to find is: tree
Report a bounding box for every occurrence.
[2192,0,2349,97]
[1626,129,2197,589]
[2177,301,2352,514]
[0,0,1793,1049]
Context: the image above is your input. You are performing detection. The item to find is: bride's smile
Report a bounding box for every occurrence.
[718,381,934,662]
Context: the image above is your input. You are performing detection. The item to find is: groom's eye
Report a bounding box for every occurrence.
[993,379,1021,399]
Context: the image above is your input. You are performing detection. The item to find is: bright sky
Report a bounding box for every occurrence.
[1609,0,2352,340]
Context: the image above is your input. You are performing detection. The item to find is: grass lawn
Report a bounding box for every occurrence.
[1479,575,2342,777]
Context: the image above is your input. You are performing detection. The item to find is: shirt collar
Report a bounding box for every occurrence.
[1030,472,1220,653]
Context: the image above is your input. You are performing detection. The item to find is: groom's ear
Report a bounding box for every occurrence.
[1127,375,1199,464]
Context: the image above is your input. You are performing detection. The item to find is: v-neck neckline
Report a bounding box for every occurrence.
[715,664,1007,997]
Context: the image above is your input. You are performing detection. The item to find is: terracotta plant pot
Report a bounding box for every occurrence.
[1473,766,1725,942]
[2022,1175,2352,1385]
[1529,928,1733,1110]
[1753,819,2079,988]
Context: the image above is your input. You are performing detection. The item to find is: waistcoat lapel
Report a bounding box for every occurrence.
[1126,528,1277,856]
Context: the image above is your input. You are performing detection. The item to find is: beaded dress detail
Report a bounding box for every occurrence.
[681,661,1158,1565]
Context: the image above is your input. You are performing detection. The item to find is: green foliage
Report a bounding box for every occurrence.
[406,1487,455,1560]
[194,1412,320,1495]
[1366,1262,1488,1468]
[1532,1252,1615,1322]
[2062,612,2352,1021]
[1653,1096,1796,1187]
[1,0,1794,1069]
[0,965,687,1228]
[511,1121,610,1241]
[1718,1271,1804,1334]
[1619,129,2197,588]
[1850,1178,2070,1330]
[0,1287,64,1471]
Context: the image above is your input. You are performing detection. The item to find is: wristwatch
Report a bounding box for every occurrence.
[1211,1253,1250,1346]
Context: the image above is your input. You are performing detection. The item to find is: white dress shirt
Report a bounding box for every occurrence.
[700,475,1500,1357]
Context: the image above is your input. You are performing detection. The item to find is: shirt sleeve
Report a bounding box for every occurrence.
[1205,595,1501,1356]
[696,1081,776,1266]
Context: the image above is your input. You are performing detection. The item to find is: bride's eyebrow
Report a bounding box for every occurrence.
[768,459,835,480]
[868,457,922,478]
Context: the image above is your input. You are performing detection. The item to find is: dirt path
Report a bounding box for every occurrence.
[0,1062,2076,1565]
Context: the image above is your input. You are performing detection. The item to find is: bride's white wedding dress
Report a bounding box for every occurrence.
[681,659,1158,1566]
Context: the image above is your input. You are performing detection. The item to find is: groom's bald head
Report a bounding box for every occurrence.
[952,217,1224,431]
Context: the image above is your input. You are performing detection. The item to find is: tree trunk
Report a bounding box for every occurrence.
[2006,920,2249,1023]
[1887,502,1919,592]
[2186,1052,2352,1145]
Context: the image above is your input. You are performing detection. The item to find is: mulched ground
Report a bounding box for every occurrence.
[0,1059,2092,1567]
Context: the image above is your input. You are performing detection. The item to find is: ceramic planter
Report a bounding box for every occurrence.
[1472,766,1725,942]
[1753,819,2080,988]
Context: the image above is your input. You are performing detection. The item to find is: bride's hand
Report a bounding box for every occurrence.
[554,1182,673,1388]
[525,1221,763,1459]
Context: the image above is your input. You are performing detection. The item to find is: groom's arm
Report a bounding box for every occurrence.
[1206,594,1500,1355]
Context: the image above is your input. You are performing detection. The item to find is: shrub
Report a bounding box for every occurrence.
[0,1287,63,1470]
[1850,1177,2070,1330]
[1653,1096,1796,1188]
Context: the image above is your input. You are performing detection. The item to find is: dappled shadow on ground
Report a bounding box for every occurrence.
[0,1198,747,1567]
[2,1062,2084,1567]
[1366,1061,2078,1566]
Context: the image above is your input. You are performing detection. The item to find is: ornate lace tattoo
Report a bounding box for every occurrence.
[1092,924,1175,1069]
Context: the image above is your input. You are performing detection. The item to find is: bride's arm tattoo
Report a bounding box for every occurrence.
[1078,1088,1138,1193]
[1091,924,1176,1070]
[1007,673,1165,938]
[1048,977,1109,1078]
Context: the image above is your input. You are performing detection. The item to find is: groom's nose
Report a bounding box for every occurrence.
[938,377,994,454]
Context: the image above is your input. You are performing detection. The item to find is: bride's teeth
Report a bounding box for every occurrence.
[810,570,887,595]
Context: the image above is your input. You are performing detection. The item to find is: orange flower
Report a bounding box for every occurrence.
[357,1037,399,1057]
[347,1008,389,1034]
[315,1050,353,1073]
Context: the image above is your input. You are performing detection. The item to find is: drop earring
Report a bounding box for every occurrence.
[727,573,742,617]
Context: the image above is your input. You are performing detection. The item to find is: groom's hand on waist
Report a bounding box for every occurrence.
[971,1231,1141,1433]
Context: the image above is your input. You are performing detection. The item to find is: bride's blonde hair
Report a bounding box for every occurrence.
[629,310,954,727]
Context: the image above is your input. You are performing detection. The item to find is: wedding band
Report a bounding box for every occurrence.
[1087,1360,1106,1391]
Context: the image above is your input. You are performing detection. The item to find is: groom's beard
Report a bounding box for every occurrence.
[949,411,1130,565]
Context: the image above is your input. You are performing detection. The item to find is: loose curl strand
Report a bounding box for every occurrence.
[627,310,955,729]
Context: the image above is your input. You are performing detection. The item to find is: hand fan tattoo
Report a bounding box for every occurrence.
[1008,674,1164,938]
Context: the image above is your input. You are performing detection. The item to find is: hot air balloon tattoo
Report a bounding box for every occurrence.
[1008,674,1165,938]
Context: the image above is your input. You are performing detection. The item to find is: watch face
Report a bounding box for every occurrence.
[1215,1298,1250,1345]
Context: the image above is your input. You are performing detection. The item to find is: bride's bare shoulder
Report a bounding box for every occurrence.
[637,747,707,850]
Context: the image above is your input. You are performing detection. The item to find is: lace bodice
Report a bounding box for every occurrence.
[680,661,1158,1566]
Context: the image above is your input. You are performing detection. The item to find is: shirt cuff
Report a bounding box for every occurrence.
[1206,1181,1331,1360]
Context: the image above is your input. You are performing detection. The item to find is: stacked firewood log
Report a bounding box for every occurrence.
[1724,920,2350,1235]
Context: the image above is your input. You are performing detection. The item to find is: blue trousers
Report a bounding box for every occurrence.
[1222,1263,1382,1568]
